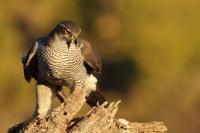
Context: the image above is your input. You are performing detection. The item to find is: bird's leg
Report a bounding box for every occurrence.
[32,82,53,119]
[54,86,67,103]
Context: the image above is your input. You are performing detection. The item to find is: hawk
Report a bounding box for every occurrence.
[22,21,105,118]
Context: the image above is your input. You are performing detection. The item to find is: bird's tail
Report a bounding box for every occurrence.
[85,85,106,107]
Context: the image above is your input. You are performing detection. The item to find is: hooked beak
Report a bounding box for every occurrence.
[71,34,79,46]
[66,39,72,48]
[72,33,78,40]
[66,33,79,48]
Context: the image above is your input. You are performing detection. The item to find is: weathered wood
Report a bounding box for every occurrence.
[8,88,167,133]
[68,101,120,133]
[68,101,167,133]
[8,87,86,133]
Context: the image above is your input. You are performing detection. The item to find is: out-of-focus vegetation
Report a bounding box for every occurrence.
[1,0,200,132]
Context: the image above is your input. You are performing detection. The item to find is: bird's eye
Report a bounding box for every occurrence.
[63,29,72,37]
[63,29,68,34]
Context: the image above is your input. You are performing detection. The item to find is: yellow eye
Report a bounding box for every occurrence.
[64,29,67,33]
[64,29,72,35]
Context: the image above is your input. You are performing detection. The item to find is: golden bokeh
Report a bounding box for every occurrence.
[0,0,200,132]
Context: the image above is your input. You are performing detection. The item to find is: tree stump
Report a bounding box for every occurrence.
[8,87,167,133]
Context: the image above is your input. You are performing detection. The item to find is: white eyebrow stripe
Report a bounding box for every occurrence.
[60,24,66,28]
[60,24,72,33]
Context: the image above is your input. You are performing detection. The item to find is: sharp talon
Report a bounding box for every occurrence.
[96,101,100,106]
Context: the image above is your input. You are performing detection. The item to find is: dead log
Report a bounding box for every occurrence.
[8,87,167,133]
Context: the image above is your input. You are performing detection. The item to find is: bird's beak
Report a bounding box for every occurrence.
[72,34,78,40]
[66,39,72,49]
[66,34,79,48]
[73,33,79,44]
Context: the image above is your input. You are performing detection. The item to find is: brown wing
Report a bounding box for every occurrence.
[79,39,102,74]
[21,41,39,82]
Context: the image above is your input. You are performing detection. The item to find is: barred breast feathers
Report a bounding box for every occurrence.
[37,36,87,87]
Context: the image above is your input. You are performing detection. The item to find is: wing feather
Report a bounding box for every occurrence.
[79,39,102,74]
[21,41,39,82]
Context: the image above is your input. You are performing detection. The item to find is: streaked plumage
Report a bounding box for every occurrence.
[22,21,105,118]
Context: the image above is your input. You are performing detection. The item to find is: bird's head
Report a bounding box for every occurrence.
[50,20,81,47]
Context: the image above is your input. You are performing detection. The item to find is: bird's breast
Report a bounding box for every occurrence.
[37,42,87,86]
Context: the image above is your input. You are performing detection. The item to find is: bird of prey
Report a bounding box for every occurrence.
[22,21,105,118]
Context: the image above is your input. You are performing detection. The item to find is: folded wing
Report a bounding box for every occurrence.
[21,41,39,82]
[79,39,102,74]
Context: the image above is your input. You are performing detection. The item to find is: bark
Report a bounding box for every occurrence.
[8,88,167,133]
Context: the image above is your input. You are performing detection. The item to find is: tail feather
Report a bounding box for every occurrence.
[85,86,106,107]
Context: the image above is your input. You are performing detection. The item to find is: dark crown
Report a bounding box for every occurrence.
[59,20,81,34]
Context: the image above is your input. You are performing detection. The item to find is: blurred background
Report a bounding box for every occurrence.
[0,0,200,132]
